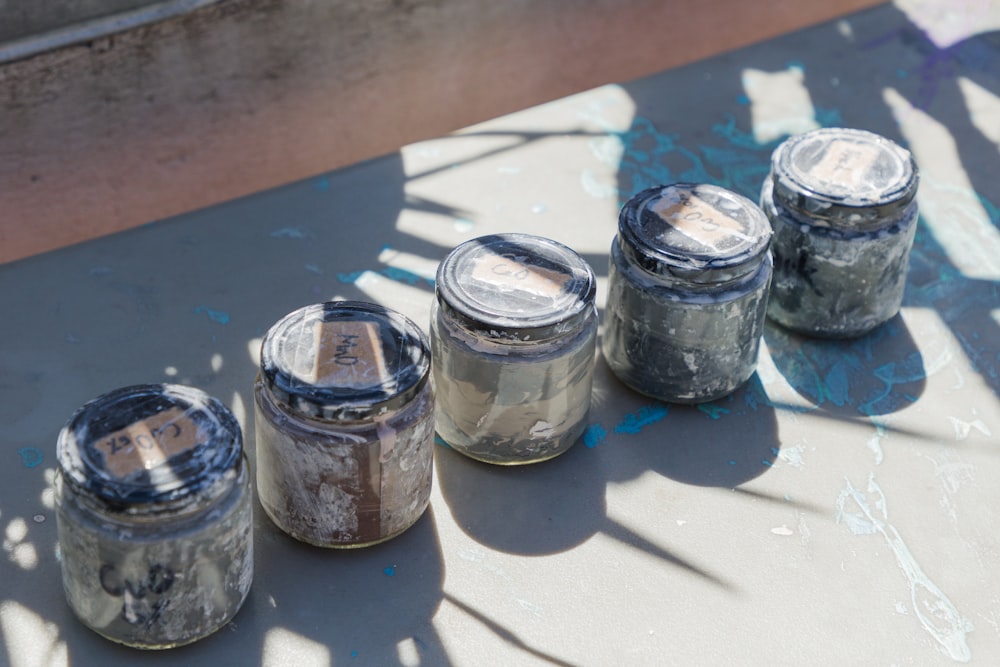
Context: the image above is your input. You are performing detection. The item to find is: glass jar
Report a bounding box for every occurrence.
[255,300,434,548]
[761,127,919,338]
[55,384,252,649]
[602,183,773,403]
[431,233,598,465]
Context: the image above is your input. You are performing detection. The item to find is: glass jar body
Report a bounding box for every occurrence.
[55,461,253,649]
[430,301,597,465]
[254,377,434,547]
[602,237,772,403]
[761,183,918,338]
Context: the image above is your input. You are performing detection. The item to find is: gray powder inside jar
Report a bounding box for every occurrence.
[55,384,252,649]
[255,301,435,547]
[431,233,598,465]
[761,127,920,338]
[602,183,773,403]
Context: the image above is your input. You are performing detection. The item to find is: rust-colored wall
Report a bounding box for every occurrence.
[0,0,883,263]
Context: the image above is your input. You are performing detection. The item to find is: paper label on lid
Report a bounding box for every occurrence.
[94,407,200,478]
[807,139,881,189]
[652,192,750,252]
[470,252,569,299]
[312,320,388,389]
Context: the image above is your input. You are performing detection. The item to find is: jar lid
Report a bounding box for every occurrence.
[57,384,243,508]
[435,233,597,341]
[618,183,772,285]
[770,127,918,230]
[260,301,430,421]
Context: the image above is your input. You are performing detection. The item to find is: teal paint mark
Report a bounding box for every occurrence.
[582,423,607,448]
[859,352,929,415]
[762,460,773,467]
[18,447,43,468]
[337,268,434,288]
[313,177,330,192]
[823,362,850,406]
[383,565,395,577]
[305,264,322,274]
[194,306,230,325]
[697,404,730,420]
[434,435,453,450]
[383,266,434,287]
[351,651,358,658]
[615,404,669,434]
[337,270,365,283]
[270,227,307,239]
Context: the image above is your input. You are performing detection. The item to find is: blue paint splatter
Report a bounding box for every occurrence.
[697,404,730,420]
[582,423,607,448]
[313,177,331,192]
[823,362,850,406]
[338,268,434,288]
[383,565,395,577]
[18,447,43,468]
[434,435,453,449]
[615,404,669,434]
[351,650,358,658]
[194,306,230,325]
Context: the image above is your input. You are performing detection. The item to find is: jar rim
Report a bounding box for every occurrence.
[618,183,772,285]
[434,233,597,341]
[769,127,918,230]
[259,301,430,421]
[57,384,243,509]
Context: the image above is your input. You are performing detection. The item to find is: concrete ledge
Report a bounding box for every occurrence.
[0,0,882,263]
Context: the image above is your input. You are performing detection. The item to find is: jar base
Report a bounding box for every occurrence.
[438,438,576,466]
[260,501,429,549]
[73,601,244,650]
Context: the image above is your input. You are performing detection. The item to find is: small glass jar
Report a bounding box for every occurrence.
[602,183,773,403]
[431,233,598,465]
[761,127,919,338]
[55,384,252,649]
[255,301,434,548]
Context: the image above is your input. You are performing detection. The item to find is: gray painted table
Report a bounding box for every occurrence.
[2,2,999,664]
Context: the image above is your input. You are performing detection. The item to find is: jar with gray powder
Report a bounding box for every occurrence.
[255,301,434,547]
[602,183,773,403]
[761,127,919,337]
[56,383,252,649]
[431,233,598,465]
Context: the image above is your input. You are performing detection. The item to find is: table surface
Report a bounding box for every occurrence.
[2,2,999,665]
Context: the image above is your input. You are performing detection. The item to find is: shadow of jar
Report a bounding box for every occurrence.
[763,314,927,417]
[590,349,781,489]
[243,506,450,666]
[434,437,606,556]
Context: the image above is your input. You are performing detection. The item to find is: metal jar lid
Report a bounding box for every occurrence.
[57,384,243,509]
[435,233,597,342]
[260,301,430,421]
[618,183,772,285]
[769,127,919,230]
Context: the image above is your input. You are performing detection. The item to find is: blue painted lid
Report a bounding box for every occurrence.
[260,301,430,421]
[618,183,772,285]
[57,384,243,509]
[435,233,597,341]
